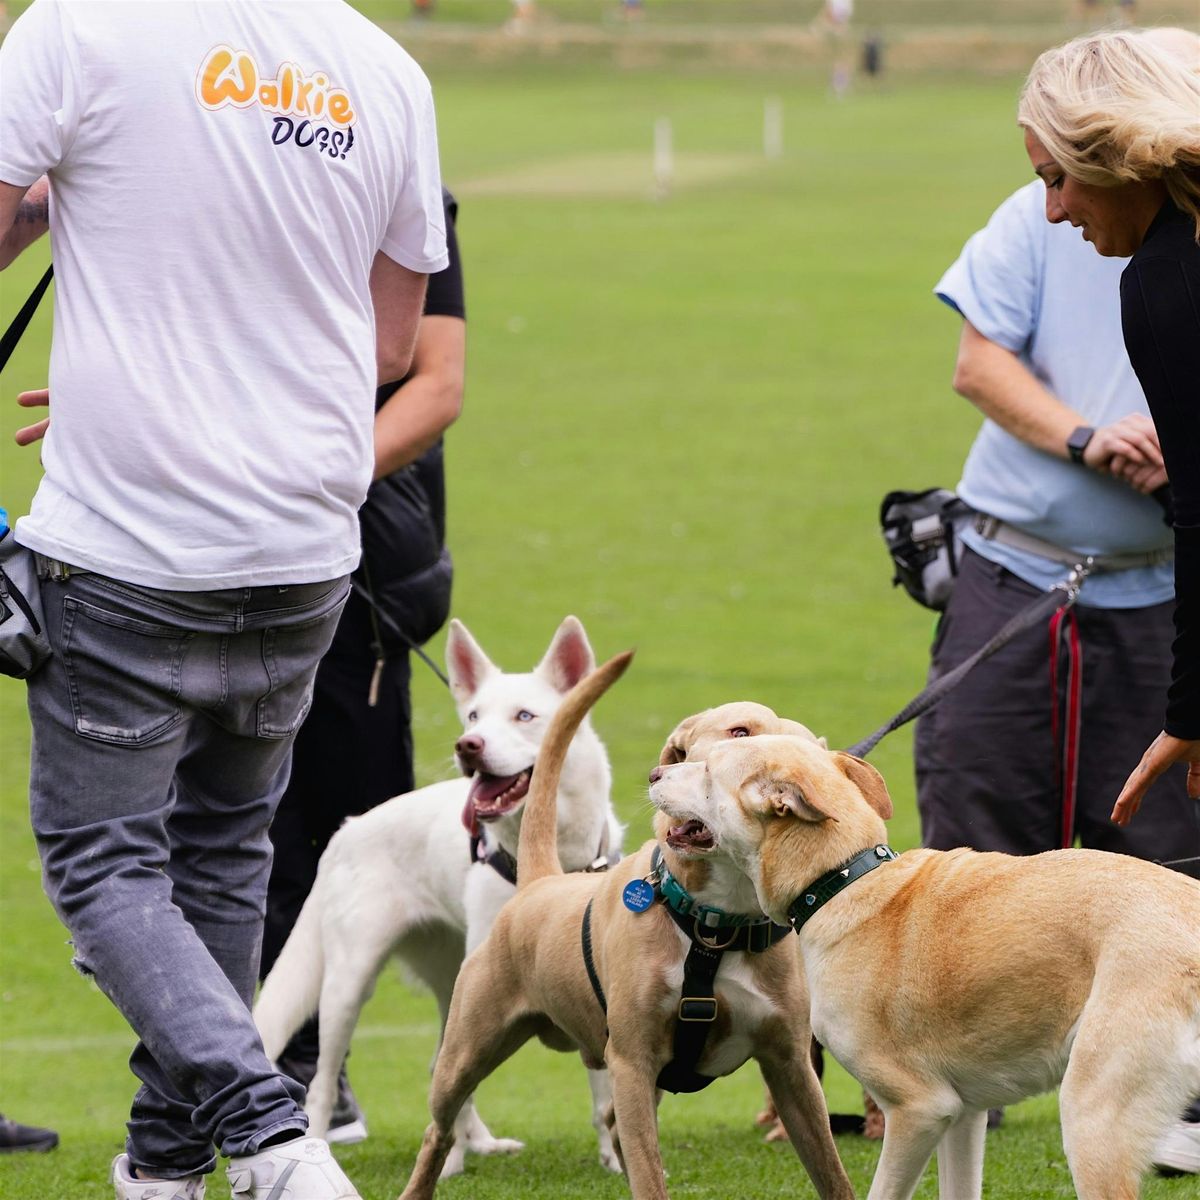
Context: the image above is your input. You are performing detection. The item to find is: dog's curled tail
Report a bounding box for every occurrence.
[253,890,325,1062]
[517,649,634,890]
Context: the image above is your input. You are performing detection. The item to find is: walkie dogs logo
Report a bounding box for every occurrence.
[196,46,356,160]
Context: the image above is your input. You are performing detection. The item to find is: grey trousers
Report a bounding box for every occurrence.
[26,567,348,1178]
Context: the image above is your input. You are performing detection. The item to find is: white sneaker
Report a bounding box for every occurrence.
[1153,1120,1200,1175]
[226,1137,361,1199]
[111,1153,206,1199]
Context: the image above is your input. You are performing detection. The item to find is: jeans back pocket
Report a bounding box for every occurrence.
[61,598,191,745]
[256,606,343,739]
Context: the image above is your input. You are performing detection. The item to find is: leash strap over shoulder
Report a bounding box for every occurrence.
[847,566,1088,759]
[0,265,52,373]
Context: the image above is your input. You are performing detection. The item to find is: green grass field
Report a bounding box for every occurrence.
[1,25,1197,1200]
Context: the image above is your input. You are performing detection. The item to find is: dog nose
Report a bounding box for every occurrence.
[456,733,484,759]
[648,765,665,784]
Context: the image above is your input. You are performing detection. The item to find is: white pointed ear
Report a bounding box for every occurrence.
[535,615,596,694]
[445,619,498,705]
[760,776,838,824]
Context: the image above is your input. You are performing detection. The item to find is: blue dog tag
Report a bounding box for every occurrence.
[623,879,655,913]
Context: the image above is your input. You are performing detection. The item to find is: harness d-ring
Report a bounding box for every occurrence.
[692,918,739,950]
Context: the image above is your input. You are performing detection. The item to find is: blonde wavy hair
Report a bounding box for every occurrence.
[1018,29,1200,240]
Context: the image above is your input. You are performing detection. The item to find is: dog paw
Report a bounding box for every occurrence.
[598,1146,622,1174]
[473,1136,524,1157]
[755,1103,779,1127]
[763,1120,789,1144]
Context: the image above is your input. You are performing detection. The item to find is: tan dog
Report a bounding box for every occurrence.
[650,734,1200,1200]
[400,660,854,1200]
[659,704,854,1141]
[656,700,825,764]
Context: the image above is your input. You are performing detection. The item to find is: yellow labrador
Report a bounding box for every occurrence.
[650,733,1200,1200]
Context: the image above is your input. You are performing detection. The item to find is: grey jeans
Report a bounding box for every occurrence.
[26,566,349,1178]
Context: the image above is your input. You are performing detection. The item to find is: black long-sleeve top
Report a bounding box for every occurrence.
[1121,200,1200,738]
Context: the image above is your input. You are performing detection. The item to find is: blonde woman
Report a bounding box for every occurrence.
[1018,31,1200,814]
[1019,27,1200,1176]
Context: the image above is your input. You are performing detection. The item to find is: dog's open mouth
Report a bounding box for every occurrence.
[666,819,716,853]
[465,769,533,826]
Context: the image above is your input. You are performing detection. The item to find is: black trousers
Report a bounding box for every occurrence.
[916,547,1200,866]
[261,593,414,1061]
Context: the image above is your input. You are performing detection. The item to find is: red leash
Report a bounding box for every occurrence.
[1049,607,1084,849]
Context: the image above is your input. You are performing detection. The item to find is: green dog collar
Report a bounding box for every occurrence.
[788,844,898,931]
[651,846,776,932]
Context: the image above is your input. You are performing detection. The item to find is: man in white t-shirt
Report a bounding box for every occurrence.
[0,4,447,1198]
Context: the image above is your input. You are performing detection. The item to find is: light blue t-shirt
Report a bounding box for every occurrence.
[936,181,1173,609]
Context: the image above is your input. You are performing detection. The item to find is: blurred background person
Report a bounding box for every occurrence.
[508,0,536,32]
[817,0,854,98]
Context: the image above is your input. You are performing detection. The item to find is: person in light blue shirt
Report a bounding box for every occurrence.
[944,180,1173,606]
[915,179,1198,885]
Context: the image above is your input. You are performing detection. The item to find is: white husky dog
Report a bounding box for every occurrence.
[255,615,624,1176]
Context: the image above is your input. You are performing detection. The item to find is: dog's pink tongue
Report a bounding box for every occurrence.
[461,795,480,837]
[469,772,521,807]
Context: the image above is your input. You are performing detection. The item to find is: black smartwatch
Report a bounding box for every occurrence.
[1066,425,1095,465]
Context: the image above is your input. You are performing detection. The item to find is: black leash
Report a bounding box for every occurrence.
[846,564,1088,758]
[1157,854,1200,873]
[348,575,449,690]
[0,265,52,371]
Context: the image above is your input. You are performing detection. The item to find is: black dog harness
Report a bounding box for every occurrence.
[581,847,792,1094]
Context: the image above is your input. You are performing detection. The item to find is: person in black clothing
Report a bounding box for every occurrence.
[260,189,466,1143]
[1017,28,1200,822]
[1019,27,1200,1177]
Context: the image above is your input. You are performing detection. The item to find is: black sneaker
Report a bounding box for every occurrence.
[0,1113,59,1153]
[326,1072,368,1146]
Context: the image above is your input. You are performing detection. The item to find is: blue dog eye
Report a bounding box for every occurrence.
[517,710,534,722]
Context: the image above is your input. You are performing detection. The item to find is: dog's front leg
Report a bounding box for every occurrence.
[608,1054,668,1200]
[400,1020,533,1198]
[585,1065,621,1172]
[758,1054,855,1199]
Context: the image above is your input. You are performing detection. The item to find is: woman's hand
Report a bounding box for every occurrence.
[1112,732,1200,825]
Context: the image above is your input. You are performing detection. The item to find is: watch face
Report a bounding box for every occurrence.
[1068,426,1094,460]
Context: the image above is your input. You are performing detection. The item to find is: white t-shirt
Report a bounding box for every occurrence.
[935,181,1172,608]
[0,0,448,588]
